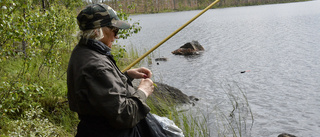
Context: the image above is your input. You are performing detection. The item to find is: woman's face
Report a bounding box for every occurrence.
[99,27,119,48]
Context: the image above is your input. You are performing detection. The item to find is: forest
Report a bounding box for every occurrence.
[0,0,307,136]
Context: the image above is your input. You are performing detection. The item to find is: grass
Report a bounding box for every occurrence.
[145,77,253,137]
[211,80,254,137]
[147,95,210,137]
[0,53,79,136]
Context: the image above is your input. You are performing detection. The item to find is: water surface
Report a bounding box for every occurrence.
[118,1,320,136]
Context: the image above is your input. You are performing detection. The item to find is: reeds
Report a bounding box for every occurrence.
[147,79,253,137]
[212,80,254,137]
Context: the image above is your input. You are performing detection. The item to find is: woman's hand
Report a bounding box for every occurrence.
[126,67,152,79]
[138,78,154,97]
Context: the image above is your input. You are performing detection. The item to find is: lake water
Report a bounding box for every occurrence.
[118,1,320,136]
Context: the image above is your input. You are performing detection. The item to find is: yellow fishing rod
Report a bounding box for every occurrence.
[121,0,220,72]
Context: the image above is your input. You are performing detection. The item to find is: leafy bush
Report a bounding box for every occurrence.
[3,106,70,136]
[0,81,44,117]
[0,0,142,136]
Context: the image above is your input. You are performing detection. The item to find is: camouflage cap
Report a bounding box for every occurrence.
[77,4,131,30]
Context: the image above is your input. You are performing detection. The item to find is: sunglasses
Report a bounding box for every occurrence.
[109,26,119,37]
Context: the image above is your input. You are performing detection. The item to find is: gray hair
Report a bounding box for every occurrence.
[78,27,104,40]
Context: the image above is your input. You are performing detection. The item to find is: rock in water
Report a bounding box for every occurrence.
[155,57,168,61]
[172,40,204,55]
[278,133,297,137]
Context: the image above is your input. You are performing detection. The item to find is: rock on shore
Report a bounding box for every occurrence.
[132,80,198,105]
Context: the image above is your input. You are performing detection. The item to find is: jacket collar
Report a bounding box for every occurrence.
[80,38,113,57]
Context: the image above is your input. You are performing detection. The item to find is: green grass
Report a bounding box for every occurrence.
[147,95,210,137]
[0,53,78,136]
[210,80,254,137]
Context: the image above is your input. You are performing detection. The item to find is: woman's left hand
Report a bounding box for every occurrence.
[126,67,152,79]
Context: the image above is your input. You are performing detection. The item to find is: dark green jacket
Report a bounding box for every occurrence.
[67,38,150,129]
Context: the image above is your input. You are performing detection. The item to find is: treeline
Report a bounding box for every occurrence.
[99,0,308,13]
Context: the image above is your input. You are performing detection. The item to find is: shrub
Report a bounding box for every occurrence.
[3,106,70,136]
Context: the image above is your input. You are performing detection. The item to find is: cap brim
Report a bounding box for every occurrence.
[112,20,131,29]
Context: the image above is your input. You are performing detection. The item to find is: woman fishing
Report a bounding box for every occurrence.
[67,4,155,136]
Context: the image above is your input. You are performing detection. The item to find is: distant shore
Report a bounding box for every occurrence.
[106,0,311,14]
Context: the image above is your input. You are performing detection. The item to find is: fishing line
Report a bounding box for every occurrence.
[121,0,220,72]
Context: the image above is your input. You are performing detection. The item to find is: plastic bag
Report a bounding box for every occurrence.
[145,113,168,137]
[151,114,184,137]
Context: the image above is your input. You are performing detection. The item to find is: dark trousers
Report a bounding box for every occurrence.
[75,115,152,137]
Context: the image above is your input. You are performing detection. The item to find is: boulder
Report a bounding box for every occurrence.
[132,80,198,106]
[151,82,193,104]
[172,40,204,55]
[278,133,296,137]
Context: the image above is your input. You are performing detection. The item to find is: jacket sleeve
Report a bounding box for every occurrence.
[123,71,134,82]
[83,63,151,129]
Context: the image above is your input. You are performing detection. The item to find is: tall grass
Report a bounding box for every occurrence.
[0,49,80,135]
[145,78,253,137]
[147,95,210,137]
[210,80,254,137]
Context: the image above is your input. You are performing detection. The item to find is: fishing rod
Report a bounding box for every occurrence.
[121,0,220,72]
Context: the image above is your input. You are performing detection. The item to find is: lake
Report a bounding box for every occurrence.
[118,0,320,136]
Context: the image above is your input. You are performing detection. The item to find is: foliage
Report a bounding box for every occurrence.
[1,0,78,59]
[112,3,142,64]
[0,80,44,118]
[0,0,80,116]
[0,0,140,136]
[2,106,71,136]
[117,3,142,40]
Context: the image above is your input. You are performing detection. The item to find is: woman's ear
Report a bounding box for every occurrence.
[95,27,106,40]
[94,29,100,37]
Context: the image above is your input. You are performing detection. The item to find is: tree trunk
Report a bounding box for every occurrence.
[22,8,27,58]
[42,0,45,11]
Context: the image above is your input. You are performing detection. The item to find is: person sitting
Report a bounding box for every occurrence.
[67,3,155,136]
